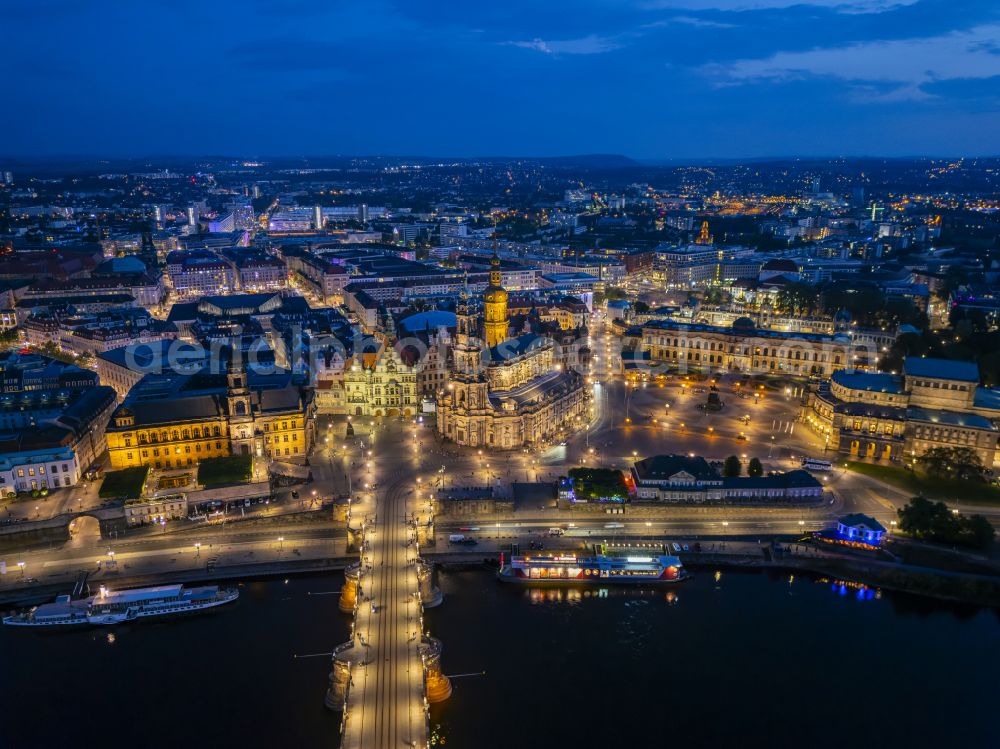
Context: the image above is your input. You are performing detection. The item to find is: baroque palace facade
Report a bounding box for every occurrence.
[640,317,870,376]
[803,357,1000,466]
[436,256,590,449]
[106,365,314,470]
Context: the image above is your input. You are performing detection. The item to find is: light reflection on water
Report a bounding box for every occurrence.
[428,568,1000,749]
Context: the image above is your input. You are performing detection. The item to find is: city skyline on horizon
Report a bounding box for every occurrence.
[5,0,1000,159]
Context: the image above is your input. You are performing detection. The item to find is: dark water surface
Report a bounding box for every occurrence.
[2,569,998,749]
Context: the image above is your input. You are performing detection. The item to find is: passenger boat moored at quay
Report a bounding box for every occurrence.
[498,544,689,585]
[3,583,239,627]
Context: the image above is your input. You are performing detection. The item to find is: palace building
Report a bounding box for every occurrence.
[105,365,314,470]
[803,357,1000,466]
[436,256,590,449]
[640,317,871,377]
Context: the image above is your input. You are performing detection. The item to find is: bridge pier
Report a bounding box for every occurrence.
[416,558,442,608]
[345,524,363,553]
[419,636,453,704]
[325,640,358,712]
[338,562,364,613]
[416,519,435,547]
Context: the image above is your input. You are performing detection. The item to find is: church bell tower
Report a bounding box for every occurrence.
[483,253,509,349]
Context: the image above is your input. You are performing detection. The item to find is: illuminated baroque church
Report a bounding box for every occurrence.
[483,254,509,348]
[436,254,590,449]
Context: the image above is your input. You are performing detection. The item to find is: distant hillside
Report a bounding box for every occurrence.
[533,154,640,168]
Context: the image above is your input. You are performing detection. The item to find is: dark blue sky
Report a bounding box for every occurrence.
[5,0,1000,159]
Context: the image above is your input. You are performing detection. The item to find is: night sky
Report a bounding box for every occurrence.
[5,0,1000,158]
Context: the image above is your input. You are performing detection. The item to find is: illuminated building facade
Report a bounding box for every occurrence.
[803,357,1000,465]
[641,317,866,377]
[342,344,419,418]
[106,365,314,470]
[436,285,589,449]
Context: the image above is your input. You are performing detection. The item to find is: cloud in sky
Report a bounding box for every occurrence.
[666,15,737,28]
[704,23,1000,101]
[641,0,917,12]
[506,34,623,55]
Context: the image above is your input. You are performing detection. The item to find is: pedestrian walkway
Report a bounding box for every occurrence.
[339,479,427,749]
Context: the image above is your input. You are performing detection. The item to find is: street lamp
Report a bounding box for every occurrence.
[195,542,201,558]
[17,561,25,577]
[278,536,285,551]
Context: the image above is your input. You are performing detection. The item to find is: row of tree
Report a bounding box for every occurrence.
[773,281,929,330]
[723,455,764,477]
[916,446,988,482]
[897,496,996,550]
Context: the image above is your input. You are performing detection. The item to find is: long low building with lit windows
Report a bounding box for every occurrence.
[802,357,1000,465]
[630,454,823,504]
[640,317,872,378]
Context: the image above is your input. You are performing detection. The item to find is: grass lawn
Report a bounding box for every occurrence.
[99,466,150,499]
[197,455,254,487]
[845,461,1000,506]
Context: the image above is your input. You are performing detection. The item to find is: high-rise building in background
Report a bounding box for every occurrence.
[152,204,170,227]
[208,211,236,233]
[228,201,256,232]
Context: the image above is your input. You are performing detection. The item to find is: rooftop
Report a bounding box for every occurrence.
[831,370,903,394]
[906,407,997,431]
[633,454,719,483]
[904,357,979,383]
[838,514,887,533]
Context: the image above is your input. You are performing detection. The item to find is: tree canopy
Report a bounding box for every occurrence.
[897,496,995,549]
[917,447,986,482]
[723,455,742,477]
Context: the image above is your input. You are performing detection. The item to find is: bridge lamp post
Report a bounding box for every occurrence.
[278,536,284,552]
[17,561,25,577]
